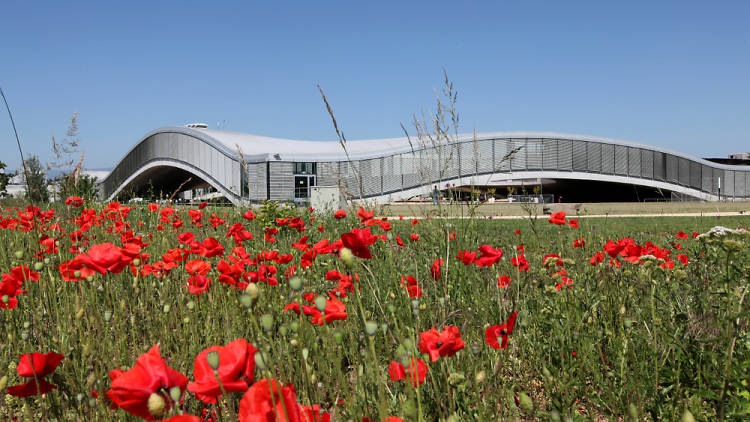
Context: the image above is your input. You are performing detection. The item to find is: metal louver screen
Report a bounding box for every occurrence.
[558,140,573,170]
[614,146,628,175]
[690,162,702,190]
[724,171,735,196]
[678,158,690,186]
[459,141,477,175]
[542,139,557,170]
[641,150,653,179]
[572,141,587,171]
[510,140,526,170]
[587,143,602,173]
[494,139,512,172]
[526,139,543,170]
[628,148,641,177]
[666,155,678,183]
[477,140,493,173]
[601,144,615,174]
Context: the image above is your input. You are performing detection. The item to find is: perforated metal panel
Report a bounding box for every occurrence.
[381,155,401,193]
[526,139,543,170]
[476,139,494,173]
[678,158,690,186]
[614,146,628,176]
[724,170,735,197]
[510,140,526,171]
[587,142,601,173]
[628,148,641,177]
[459,141,478,175]
[494,139,512,172]
[702,165,712,193]
[713,169,722,194]
[557,140,573,170]
[666,155,678,183]
[601,143,615,174]
[572,141,587,171]
[401,152,421,189]
[735,170,746,197]
[641,150,653,179]
[359,159,380,196]
[690,162,702,190]
[542,139,557,170]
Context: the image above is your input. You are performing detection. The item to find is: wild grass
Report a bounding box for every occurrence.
[0,201,748,421]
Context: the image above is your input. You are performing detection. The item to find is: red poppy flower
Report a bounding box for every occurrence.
[497,275,511,288]
[590,251,605,266]
[106,345,189,421]
[400,276,421,298]
[388,358,429,387]
[185,259,211,276]
[76,242,132,274]
[161,415,201,422]
[238,378,301,422]
[430,258,443,281]
[284,298,348,326]
[187,275,212,295]
[340,228,377,259]
[548,211,566,225]
[334,210,347,219]
[418,326,465,362]
[568,219,579,228]
[357,207,374,223]
[188,339,257,403]
[474,245,503,267]
[410,233,419,242]
[6,351,64,397]
[485,312,518,349]
[456,250,476,265]
[199,201,208,209]
[572,238,586,248]
[299,404,331,422]
[65,196,83,207]
[675,231,688,239]
[510,254,529,272]
[177,232,196,245]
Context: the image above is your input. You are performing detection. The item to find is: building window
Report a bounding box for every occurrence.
[293,162,317,199]
[294,162,317,175]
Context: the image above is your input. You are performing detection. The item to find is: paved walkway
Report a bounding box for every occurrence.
[389,211,749,220]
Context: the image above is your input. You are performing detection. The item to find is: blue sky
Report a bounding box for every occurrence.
[1,0,749,170]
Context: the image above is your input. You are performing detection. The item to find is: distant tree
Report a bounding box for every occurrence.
[24,155,48,203]
[0,161,10,198]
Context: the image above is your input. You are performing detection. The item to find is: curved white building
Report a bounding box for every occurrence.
[100,126,750,204]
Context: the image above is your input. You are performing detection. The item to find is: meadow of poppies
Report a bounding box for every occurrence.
[0,198,748,421]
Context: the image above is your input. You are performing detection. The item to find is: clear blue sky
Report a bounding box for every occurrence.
[1,0,749,171]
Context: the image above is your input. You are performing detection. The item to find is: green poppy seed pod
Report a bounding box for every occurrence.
[279,326,288,336]
[82,344,90,358]
[314,295,327,312]
[33,261,44,271]
[239,294,254,308]
[76,308,85,320]
[290,321,299,332]
[623,269,633,277]
[206,351,220,371]
[340,247,354,268]
[74,270,81,278]
[162,304,171,314]
[402,338,414,349]
[88,397,97,407]
[0,375,7,391]
[411,299,419,310]
[254,351,269,371]
[289,276,303,291]
[147,393,166,418]
[76,393,85,403]
[518,392,533,412]
[44,257,50,265]
[402,398,417,418]
[186,300,195,310]
[169,386,182,403]
[245,283,259,300]
[1,295,8,305]
[619,305,626,315]
[132,258,140,266]
[448,372,466,388]
[333,331,343,344]
[380,323,388,335]
[183,317,190,324]
[627,403,638,420]
[364,320,378,336]
[681,410,695,422]
[438,297,445,306]
[21,332,29,341]
[260,314,274,333]
[13,250,23,259]
[624,318,633,328]
[301,347,309,360]
[387,304,395,314]
[475,370,486,384]
[104,310,113,322]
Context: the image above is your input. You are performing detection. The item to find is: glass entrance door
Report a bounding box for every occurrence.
[294,175,316,199]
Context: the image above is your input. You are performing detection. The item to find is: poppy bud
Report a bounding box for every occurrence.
[183,317,190,324]
[147,393,166,418]
[314,295,327,312]
[290,339,298,347]
[21,332,29,341]
[289,276,303,291]
[162,304,171,314]
[261,314,274,333]
[403,398,417,418]
[518,392,533,412]
[302,348,309,360]
[279,326,288,336]
[627,403,638,420]
[169,386,182,403]
[104,310,112,322]
[1,295,8,305]
[206,351,220,370]
[681,410,695,422]
[186,301,195,310]
[0,375,7,391]
[333,331,343,344]
[76,308,85,320]
[387,304,395,313]
[475,370,486,384]
[254,351,269,371]
[380,323,388,335]
[74,270,81,278]
[290,321,299,332]
[13,250,23,259]
[33,262,44,271]
[239,294,253,308]
[340,247,354,267]
[245,283,260,300]
[364,320,378,336]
